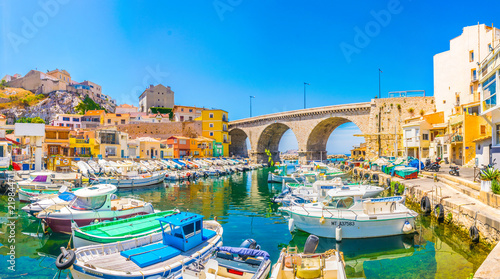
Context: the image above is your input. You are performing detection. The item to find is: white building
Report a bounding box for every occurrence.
[51,114,83,129]
[434,24,500,119]
[479,38,500,164]
[173,105,204,122]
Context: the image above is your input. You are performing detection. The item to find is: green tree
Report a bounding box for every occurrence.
[0,79,7,90]
[75,96,106,114]
[31,117,45,123]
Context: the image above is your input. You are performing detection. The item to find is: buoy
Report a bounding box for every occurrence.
[335,226,342,242]
[288,218,295,232]
[319,216,325,225]
[402,221,413,234]
[434,204,445,222]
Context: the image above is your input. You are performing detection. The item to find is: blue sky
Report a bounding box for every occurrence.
[1,0,499,153]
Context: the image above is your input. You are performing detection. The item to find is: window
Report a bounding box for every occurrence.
[180,139,186,144]
[472,69,477,81]
[422,133,429,140]
[209,123,214,128]
[63,117,70,121]
[470,50,474,62]
[497,124,500,145]
[481,125,486,135]
[189,109,193,112]
[121,120,125,124]
[209,132,214,137]
[107,119,111,124]
[209,113,214,118]
[483,73,497,111]
[189,116,192,121]
[470,85,474,94]
[174,139,177,143]
[73,118,80,122]
[147,150,149,155]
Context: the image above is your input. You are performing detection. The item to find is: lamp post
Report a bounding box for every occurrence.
[304,82,309,109]
[249,96,255,117]
[378,69,382,98]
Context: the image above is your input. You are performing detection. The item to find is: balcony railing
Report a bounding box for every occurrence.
[451,135,463,143]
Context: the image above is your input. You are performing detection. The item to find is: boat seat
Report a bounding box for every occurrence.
[245,257,262,266]
[202,229,216,241]
[120,243,181,268]
[216,251,233,260]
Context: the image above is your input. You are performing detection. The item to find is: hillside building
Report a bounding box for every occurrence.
[139,84,174,112]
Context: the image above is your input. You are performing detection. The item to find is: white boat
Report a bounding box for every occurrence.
[21,187,76,216]
[16,171,77,202]
[90,170,165,188]
[36,184,154,234]
[269,235,347,279]
[60,212,223,279]
[183,240,271,279]
[273,178,385,205]
[280,189,417,239]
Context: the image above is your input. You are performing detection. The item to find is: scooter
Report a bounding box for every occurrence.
[449,165,459,176]
[424,157,441,172]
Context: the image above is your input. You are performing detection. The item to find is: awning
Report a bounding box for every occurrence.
[472,135,492,143]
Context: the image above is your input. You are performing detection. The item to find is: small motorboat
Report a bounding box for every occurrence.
[183,239,272,279]
[21,187,76,216]
[280,188,417,239]
[37,184,155,234]
[269,235,347,279]
[60,211,223,279]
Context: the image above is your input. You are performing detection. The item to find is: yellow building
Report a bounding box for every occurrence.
[136,137,161,159]
[82,110,106,128]
[200,109,229,157]
[69,130,99,157]
[160,140,174,158]
[103,113,130,126]
[47,69,71,84]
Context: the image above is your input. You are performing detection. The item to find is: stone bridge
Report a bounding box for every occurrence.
[228,102,372,163]
[229,97,435,163]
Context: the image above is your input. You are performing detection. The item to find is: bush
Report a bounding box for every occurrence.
[420,109,425,116]
[492,179,500,195]
[75,96,106,114]
[397,104,401,110]
[408,108,414,114]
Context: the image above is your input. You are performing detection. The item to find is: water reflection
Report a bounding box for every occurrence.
[0,168,491,278]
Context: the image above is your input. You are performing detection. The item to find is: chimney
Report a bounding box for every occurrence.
[149,84,154,89]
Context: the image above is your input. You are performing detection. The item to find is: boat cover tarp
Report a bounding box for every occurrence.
[58,192,75,202]
[217,247,270,260]
[408,159,424,170]
[120,243,181,268]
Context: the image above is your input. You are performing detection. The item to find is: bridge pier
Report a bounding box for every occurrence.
[307,150,328,162]
[250,150,280,165]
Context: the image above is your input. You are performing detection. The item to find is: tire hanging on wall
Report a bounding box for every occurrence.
[434,204,445,222]
[364,173,370,180]
[372,174,379,182]
[386,178,391,187]
[469,225,479,243]
[353,169,358,176]
[420,196,431,214]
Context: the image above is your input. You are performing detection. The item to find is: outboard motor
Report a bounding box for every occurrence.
[240,239,257,250]
[303,235,319,254]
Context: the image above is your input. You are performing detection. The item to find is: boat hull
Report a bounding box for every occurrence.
[42,209,153,234]
[92,173,165,188]
[288,212,416,238]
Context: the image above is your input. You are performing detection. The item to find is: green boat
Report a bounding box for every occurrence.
[72,209,179,248]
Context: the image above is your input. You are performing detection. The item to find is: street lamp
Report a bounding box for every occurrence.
[304,82,309,109]
[249,96,255,117]
[378,69,383,98]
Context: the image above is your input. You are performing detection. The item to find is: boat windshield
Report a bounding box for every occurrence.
[323,196,355,209]
[71,195,107,210]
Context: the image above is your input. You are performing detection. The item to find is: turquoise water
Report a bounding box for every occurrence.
[0,167,491,278]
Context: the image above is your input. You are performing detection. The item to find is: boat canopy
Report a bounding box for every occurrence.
[73,184,116,197]
[217,246,270,260]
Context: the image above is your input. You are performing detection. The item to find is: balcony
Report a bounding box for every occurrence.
[451,135,463,143]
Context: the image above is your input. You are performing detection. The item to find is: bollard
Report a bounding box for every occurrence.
[433,173,437,182]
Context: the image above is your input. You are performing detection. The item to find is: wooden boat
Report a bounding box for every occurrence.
[269,235,347,279]
[72,209,180,248]
[21,188,75,216]
[36,184,154,234]
[90,170,166,188]
[183,240,272,279]
[16,171,78,202]
[58,212,223,279]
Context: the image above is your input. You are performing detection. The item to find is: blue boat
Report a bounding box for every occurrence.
[61,212,223,279]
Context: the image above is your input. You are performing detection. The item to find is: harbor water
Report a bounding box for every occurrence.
[0,167,491,278]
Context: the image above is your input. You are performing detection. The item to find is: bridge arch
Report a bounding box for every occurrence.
[228,128,250,157]
[306,117,363,161]
[255,123,296,163]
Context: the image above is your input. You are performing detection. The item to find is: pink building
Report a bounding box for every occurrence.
[52,114,83,130]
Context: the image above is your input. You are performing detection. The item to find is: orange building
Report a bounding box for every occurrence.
[44,126,71,156]
[166,136,191,158]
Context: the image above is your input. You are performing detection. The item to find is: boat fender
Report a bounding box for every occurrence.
[469,225,480,243]
[335,226,342,242]
[386,178,391,187]
[434,204,445,222]
[402,221,413,234]
[288,218,295,232]
[390,202,396,213]
[56,248,76,270]
[420,196,431,214]
[319,216,325,225]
